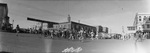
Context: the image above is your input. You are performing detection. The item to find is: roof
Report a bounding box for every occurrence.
[58,22,70,24]
[0,3,7,6]
[56,21,96,28]
[27,17,58,24]
[137,13,150,15]
[71,21,95,28]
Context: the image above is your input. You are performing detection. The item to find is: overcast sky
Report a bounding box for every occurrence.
[1,0,150,34]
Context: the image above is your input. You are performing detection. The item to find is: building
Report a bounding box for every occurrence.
[127,26,136,33]
[127,13,150,33]
[53,15,97,34]
[53,21,97,33]
[27,14,109,35]
[53,22,71,30]
[53,15,110,35]
[102,27,108,33]
[27,17,59,30]
[0,3,12,31]
[96,25,103,33]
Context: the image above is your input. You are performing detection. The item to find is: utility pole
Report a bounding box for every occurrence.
[12,20,14,29]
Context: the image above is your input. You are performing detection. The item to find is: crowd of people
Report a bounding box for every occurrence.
[15,25,97,41]
[39,28,96,41]
[134,31,150,42]
[15,25,150,42]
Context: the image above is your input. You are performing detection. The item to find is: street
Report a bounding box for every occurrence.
[0,32,150,53]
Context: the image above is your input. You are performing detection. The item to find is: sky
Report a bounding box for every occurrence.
[0,0,150,34]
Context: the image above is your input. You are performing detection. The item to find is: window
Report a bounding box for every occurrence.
[142,25,145,28]
[139,27,141,30]
[139,19,141,21]
[139,16,141,18]
[144,16,147,18]
[139,17,141,21]
[147,25,150,28]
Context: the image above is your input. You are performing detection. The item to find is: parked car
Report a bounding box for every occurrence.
[113,34,122,39]
[98,33,111,39]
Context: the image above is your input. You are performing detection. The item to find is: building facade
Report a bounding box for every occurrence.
[0,3,12,31]
[96,25,103,33]
[134,13,150,32]
[53,22,71,30]
[53,21,97,33]
[102,27,108,33]
[128,13,150,33]
[127,26,136,33]
[27,17,59,30]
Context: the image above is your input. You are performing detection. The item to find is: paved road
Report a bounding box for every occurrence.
[0,32,150,53]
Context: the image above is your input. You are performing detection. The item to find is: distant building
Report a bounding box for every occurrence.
[96,25,103,33]
[53,22,71,30]
[27,15,108,35]
[0,3,12,31]
[102,27,108,33]
[127,13,150,33]
[27,17,59,30]
[53,15,97,34]
[127,26,136,33]
[53,21,97,33]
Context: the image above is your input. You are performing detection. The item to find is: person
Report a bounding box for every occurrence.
[16,25,20,36]
[135,31,143,42]
[49,30,54,39]
[90,30,94,40]
[61,30,64,38]
[95,33,99,40]
[68,30,74,40]
[142,33,148,41]
[79,28,84,42]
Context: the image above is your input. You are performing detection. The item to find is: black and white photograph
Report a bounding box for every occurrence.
[0,0,150,53]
